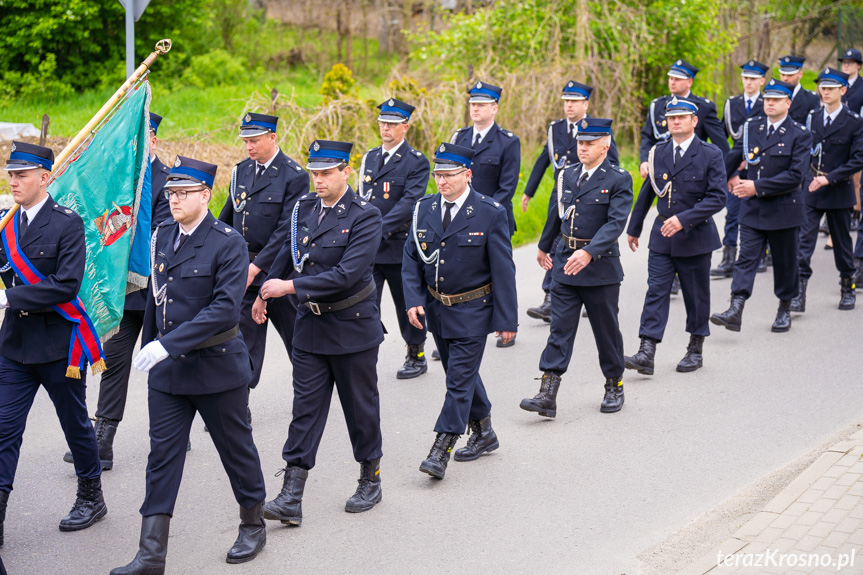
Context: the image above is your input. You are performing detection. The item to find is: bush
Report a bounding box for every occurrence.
[320,63,358,101]
[180,50,248,89]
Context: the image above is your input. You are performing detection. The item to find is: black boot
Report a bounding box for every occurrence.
[419,433,459,479]
[790,277,808,313]
[519,372,561,418]
[110,514,170,575]
[839,276,856,310]
[345,459,382,513]
[396,344,428,379]
[624,336,657,376]
[0,490,7,547]
[454,415,499,461]
[676,335,704,373]
[431,349,440,361]
[600,378,624,413]
[526,292,552,322]
[771,300,792,333]
[670,274,680,295]
[710,295,746,332]
[262,466,307,526]
[710,245,736,278]
[63,417,118,470]
[855,259,863,289]
[226,502,266,564]
[58,476,107,531]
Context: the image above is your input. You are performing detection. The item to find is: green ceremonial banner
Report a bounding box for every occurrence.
[50,82,151,340]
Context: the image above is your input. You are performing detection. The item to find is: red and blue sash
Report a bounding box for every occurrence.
[1,212,106,378]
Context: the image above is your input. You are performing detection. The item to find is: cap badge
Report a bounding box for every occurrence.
[476,82,482,89]
[848,50,853,56]
[244,114,251,123]
[676,60,682,65]
[749,60,754,66]
[784,57,790,62]
[312,142,320,152]
[174,158,181,167]
[671,96,679,105]
[825,68,830,74]
[10,143,15,152]
[439,144,446,153]
[567,81,573,87]
[580,119,588,129]
[388,98,394,106]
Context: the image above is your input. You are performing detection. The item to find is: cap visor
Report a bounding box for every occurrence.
[433,162,465,172]
[561,94,588,100]
[817,80,845,88]
[576,133,606,141]
[306,160,344,171]
[377,114,407,123]
[239,128,271,138]
[164,177,206,188]
[665,110,696,116]
[741,71,765,78]
[3,162,43,172]
[763,93,790,99]
[667,71,690,79]
[468,96,497,103]
[778,67,800,74]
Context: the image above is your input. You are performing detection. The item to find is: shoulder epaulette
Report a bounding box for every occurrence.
[499,128,515,138]
[52,203,76,217]
[478,195,503,209]
[213,221,233,235]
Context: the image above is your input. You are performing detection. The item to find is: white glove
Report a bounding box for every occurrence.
[0,290,6,307]
[133,341,169,372]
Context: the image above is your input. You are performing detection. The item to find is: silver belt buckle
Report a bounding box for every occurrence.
[18,311,28,317]
[441,294,453,306]
[308,302,322,315]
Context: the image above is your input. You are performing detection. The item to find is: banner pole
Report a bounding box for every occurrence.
[0,39,172,231]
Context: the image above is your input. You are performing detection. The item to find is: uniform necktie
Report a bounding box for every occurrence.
[767,125,775,139]
[253,164,265,187]
[577,171,589,189]
[174,232,188,254]
[745,99,752,115]
[318,206,331,226]
[442,201,454,231]
[825,115,832,129]
[379,151,389,171]
[674,145,683,165]
[19,211,28,240]
[473,133,481,149]
[568,123,575,142]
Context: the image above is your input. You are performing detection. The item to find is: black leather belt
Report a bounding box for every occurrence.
[428,283,492,306]
[561,233,591,250]
[18,307,53,317]
[657,214,668,222]
[159,325,239,350]
[305,281,375,316]
[248,251,259,262]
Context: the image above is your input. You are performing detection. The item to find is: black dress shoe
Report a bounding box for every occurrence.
[496,334,516,348]
[431,349,440,361]
[600,378,624,413]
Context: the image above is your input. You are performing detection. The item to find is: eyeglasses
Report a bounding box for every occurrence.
[432,170,468,181]
[164,189,205,200]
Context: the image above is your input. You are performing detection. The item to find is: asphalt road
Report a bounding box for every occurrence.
[1,209,861,575]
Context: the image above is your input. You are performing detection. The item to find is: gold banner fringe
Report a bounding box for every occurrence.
[66,365,82,379]
[91,359,107,375]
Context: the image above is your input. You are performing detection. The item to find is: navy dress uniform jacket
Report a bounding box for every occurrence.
[523,116,620,199]
[451,123,521,235]
[640,94,730,162]
[843,79,863,115]
[218,149,309,286]
[268,188,385,356]
[538,158,633,286]
[805,107,863,210]
[628,138,726,256]
[358,141,430,264]
[0,197,85,364]
[788,88,821,126]
[402,188,518,339]
[723,94,765,140]
[142,213,253,395]
[726,116,812,230]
